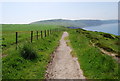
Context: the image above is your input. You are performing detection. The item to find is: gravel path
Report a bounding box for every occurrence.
[46,32,86,79]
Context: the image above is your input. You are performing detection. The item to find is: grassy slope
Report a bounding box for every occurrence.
[68,29,119,79]
[76,29,120,56]
[2,31,63,79]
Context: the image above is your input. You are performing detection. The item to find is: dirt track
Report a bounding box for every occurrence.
[46,32,86,79]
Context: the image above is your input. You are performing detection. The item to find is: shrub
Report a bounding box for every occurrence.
[102,33,114,39]
[19,44,37,60]
[76,29,80,33]
[2,44,7,47]
[115,41,120,45]
[95,43,115,53]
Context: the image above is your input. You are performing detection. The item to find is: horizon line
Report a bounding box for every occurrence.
[0,18,118,24]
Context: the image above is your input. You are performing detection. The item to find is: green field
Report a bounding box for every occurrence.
[2,24,63,79]
[2,24,62,48]
[2,32,62,79]
[2,24,61,31]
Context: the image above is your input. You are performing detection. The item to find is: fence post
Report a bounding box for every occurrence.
[16,32,18,49]
[41,31,43,38]
[31,31,33,43]
[47,30,49,36]
[37,31,38,40]
[45,30,47,37]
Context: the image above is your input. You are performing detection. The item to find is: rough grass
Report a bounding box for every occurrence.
[19,43,38,60]
[75,29,120,56]
[68,29,119,79]
[2,31,63,79]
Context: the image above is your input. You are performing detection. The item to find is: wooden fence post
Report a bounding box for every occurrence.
[37,31,38,40]
[47,30,49,36]
[41,31,43,38]
[45,30,47,37]
[16,32,18,49]
[31,31,33,43]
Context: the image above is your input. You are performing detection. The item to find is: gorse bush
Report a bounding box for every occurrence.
[20,44,37,60]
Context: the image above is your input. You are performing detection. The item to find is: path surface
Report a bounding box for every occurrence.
[46,32,86,79]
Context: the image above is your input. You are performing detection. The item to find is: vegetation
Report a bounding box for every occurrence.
[2,24,119,79]
[2,31,62,79]
[68,29,119,79]
[2,24,60,31]
[19,43,38,60]
[2,24,63,79]
[76,29,120,56]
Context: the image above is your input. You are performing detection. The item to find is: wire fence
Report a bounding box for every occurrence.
[2,28,63,49]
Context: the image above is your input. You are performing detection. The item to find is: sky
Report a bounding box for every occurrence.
[0,0,119,2]
[0,2,118,24]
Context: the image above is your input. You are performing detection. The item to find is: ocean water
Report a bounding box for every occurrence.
[83,23,119,35]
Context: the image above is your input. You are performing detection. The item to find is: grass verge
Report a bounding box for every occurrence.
[64,35,77,57]
[68,29,119,79]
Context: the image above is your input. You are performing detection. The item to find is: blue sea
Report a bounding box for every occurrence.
[83,23,119,35]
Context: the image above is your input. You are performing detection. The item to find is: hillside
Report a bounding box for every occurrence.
[30,19,117,28]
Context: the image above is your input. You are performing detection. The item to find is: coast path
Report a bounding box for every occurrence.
[46,32,86,79]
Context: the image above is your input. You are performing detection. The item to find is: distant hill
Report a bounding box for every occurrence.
[30,19,117,28]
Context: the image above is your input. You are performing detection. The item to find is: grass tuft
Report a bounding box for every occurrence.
[19,43,38,60]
